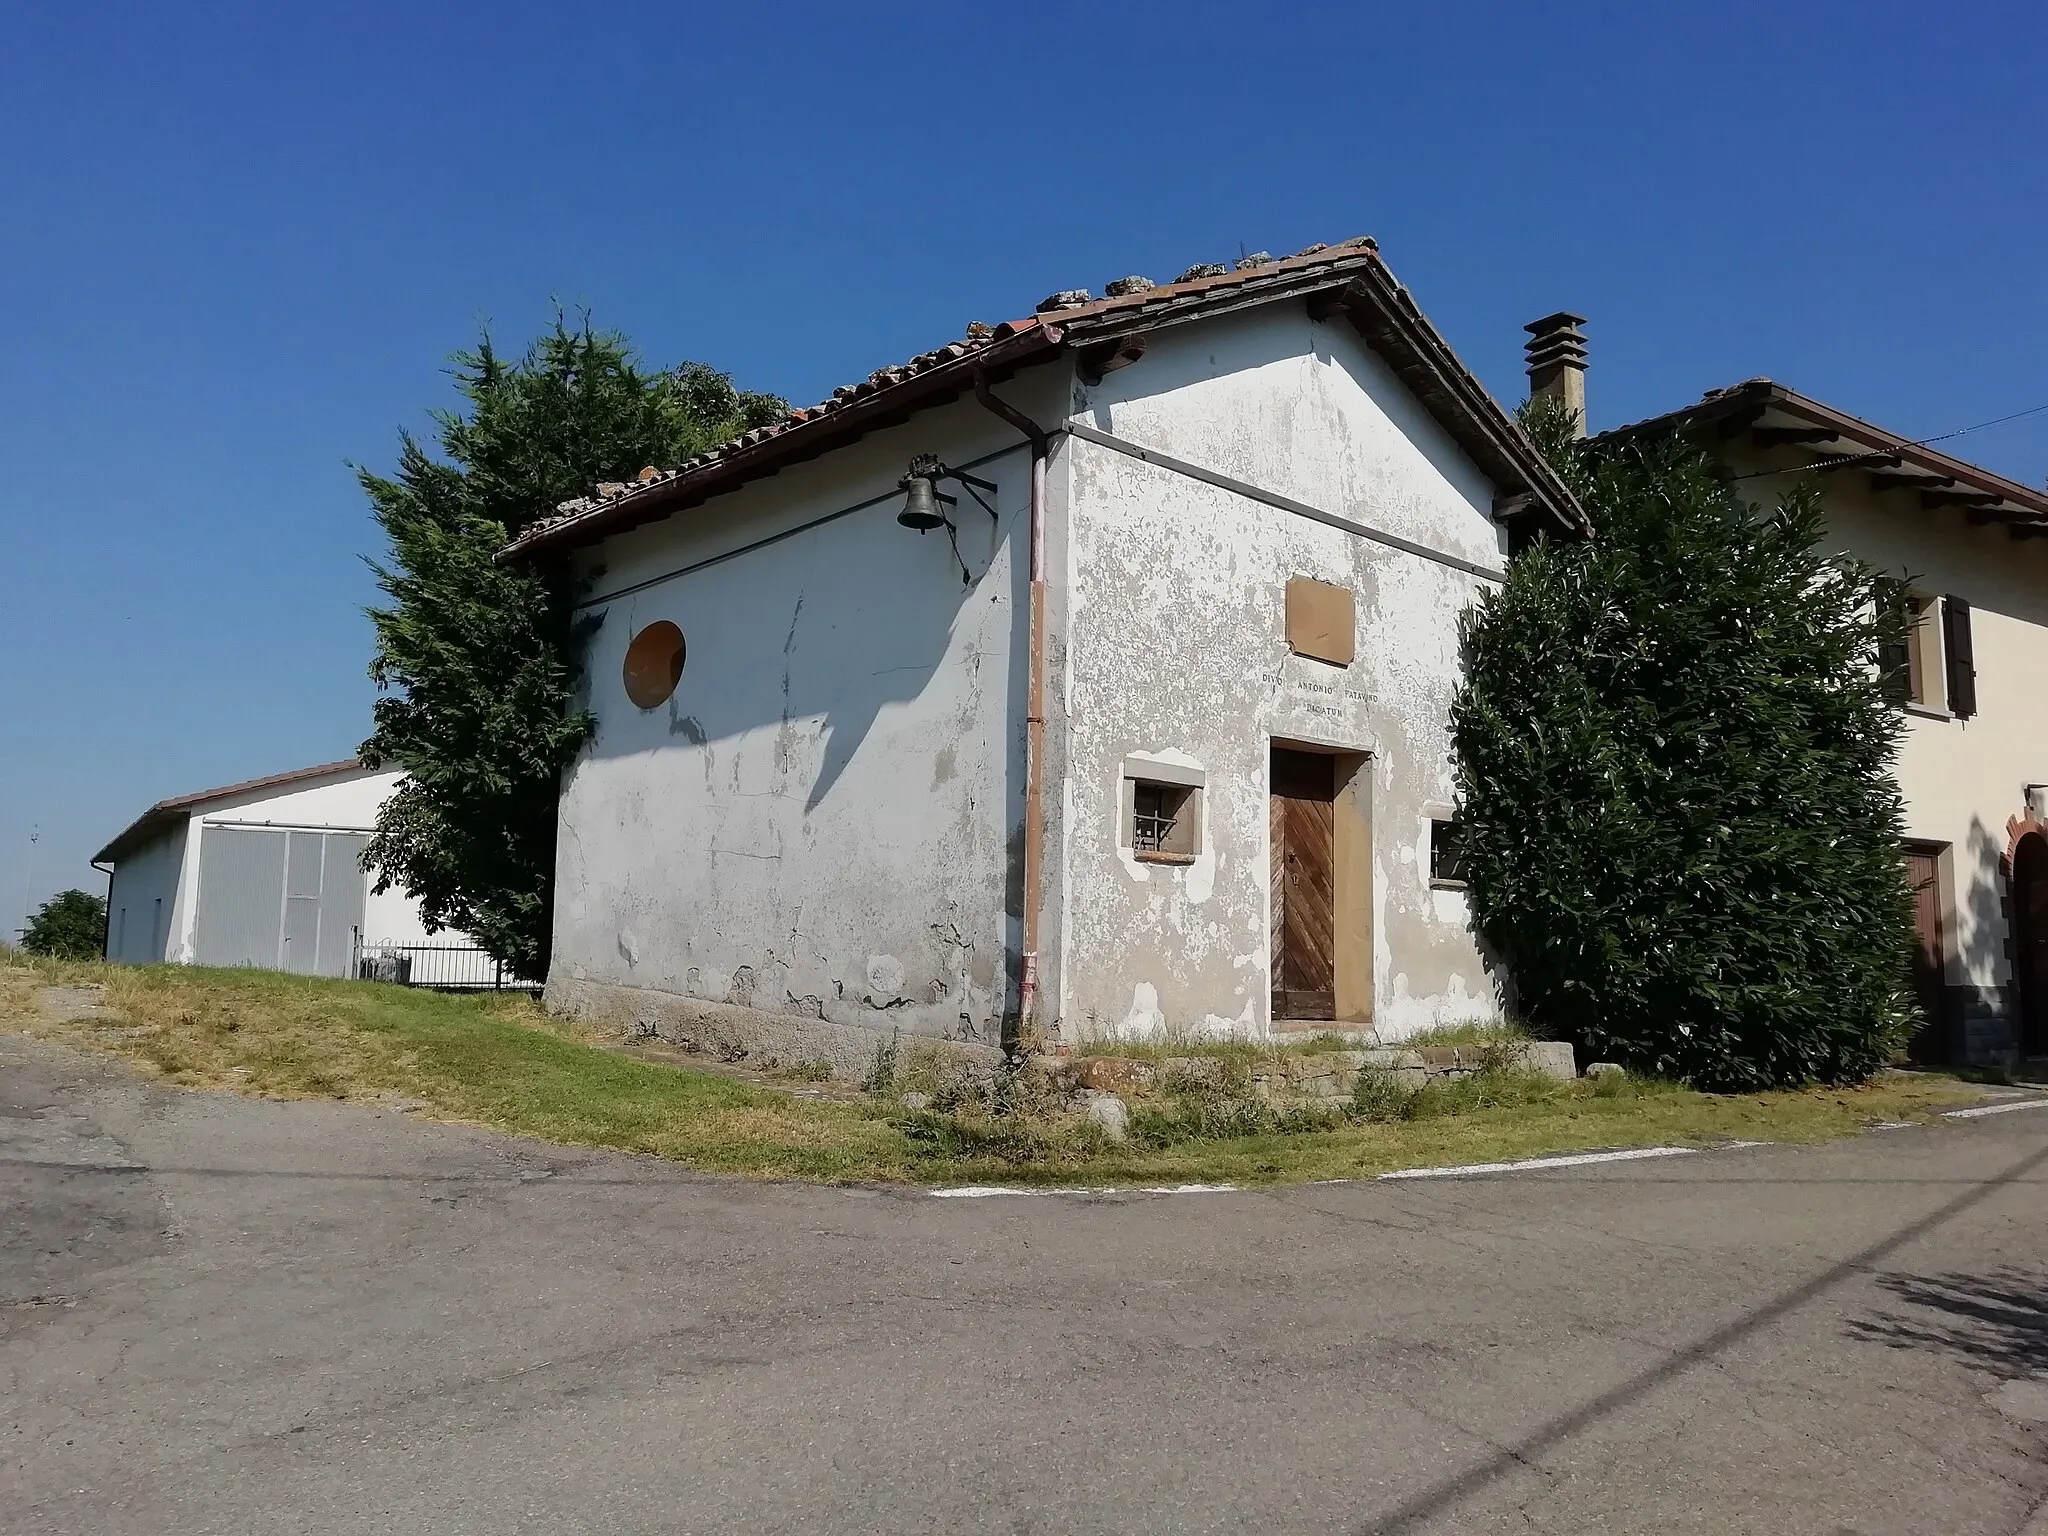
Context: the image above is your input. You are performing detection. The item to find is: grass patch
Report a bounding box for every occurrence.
[0,952,1986,1187]
[1065,1021,1534,1061]
[1066,1029,1370,1063]
[1398,1019,1534,1050]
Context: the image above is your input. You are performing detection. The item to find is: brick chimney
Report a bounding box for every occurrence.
[1523,312,1588,435]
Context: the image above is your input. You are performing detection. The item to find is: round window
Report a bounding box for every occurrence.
[622,621,686,709]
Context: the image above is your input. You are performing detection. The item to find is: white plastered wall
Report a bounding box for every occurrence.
[1053,305,1511,1043]
[105,821,187,962]
[1730,445,2048,1001]
[549,371,1066,1046]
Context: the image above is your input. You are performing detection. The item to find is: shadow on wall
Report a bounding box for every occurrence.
[583,495,1023,817]
[1951,814,2021,1062]
[1962,814,2010,980]
[1847,1267,2048,1381]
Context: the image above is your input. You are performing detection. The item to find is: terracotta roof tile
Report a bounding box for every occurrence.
[506,235,1587,558]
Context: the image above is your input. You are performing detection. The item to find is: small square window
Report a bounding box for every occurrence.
[1133,782,1197,859]
[1429,819,1467,886]
[1120,767,1203,865]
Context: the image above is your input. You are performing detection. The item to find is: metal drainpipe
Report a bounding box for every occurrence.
[973,370,1049,1043]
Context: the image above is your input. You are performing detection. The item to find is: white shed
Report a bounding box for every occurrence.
[93,761,472,978]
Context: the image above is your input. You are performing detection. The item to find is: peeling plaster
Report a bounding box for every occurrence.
[1058,308,1509,1043]
[549,383,1054,1046]
[1120,982,1167,1038]
[551,307,1522,1055]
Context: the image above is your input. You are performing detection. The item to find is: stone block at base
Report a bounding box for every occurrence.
[545,975,1005,1083]
[1514,1041,1578,1081]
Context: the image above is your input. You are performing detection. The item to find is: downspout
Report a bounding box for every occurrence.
[973,369,1050,1043]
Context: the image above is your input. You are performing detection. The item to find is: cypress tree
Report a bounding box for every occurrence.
[1452,399,1918,1089]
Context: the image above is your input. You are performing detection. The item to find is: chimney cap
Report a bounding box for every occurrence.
[1523,311,1588,336]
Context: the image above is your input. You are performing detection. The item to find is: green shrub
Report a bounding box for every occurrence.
[1453,400,1918,1090]
[21,890,106,960]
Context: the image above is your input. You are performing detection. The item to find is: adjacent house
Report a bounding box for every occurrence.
[94,760,477,980]
[506,238,1585,1070]
[1553,321,2048,1066]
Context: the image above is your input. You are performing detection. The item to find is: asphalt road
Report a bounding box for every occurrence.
[5,1031,2047,1535]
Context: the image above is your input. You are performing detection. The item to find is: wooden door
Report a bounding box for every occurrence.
[1271,748,1337,1021]
[2014,834,2048,1058]
[1904,846,1947,1064]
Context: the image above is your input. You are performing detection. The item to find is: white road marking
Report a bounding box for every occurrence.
[1942,1098,2048,1120]
[921,1098,2042,1198]
[1378,1146,1698,1180]
[929,1182,1240,1199]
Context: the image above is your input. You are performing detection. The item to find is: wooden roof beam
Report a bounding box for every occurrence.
[1715,404,1769,440]
[1869,470,1950,495]
[1750,426,1839,448]
[1077,336,1147,385]
[1922,486,2003,510]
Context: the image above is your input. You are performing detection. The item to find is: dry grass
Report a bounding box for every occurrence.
[1063,1020,1533,1063]
[0,953,903,1180]
[0,951,1987,1187]
[1065,1029,1370,1064]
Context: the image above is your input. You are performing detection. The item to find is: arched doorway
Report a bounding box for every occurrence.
[2014,832,2048,1059]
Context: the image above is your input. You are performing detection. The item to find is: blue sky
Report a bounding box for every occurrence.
[4,0,2044,930]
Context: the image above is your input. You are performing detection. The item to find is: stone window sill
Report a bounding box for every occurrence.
[1133,849,1198,866]
[1902,702,1953,722]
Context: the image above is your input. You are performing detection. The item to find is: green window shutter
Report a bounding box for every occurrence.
[1942,595,1977,719]
[1875,578,1911,705]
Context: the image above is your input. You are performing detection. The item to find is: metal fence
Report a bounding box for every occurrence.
[353,939,537,993]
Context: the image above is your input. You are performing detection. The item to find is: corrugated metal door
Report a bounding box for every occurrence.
[316,834,369,976]
[193,827,288,967]
[193,826,371,976]
[281,832,327,975]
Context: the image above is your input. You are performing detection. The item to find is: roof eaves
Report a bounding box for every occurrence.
[500,322,1061,562]
[92,807,183,866]
[1599,381,2048,526]
[502,235,1591,558]
[93,759,369,865]
[1312,265,1590,536]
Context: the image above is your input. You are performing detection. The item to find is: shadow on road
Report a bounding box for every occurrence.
[1356,1138,2048,1535]
[1848,1267,2048,1380]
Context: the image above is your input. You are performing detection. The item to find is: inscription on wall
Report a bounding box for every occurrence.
[1281,673,1373,722]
